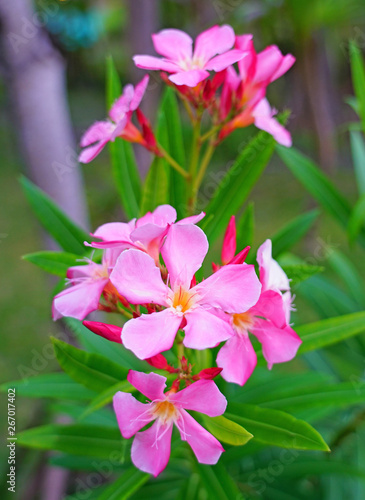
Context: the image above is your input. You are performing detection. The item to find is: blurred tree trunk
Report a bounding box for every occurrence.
[301,31,337,172]
[0,0,89,237]
[0,1,89,499]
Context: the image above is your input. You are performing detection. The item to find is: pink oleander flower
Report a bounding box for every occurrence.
[88,204,205,263]
[109,224,261,360]
[217,239,302,386]
[79,75,151,163]
[52,248,122,321]
[219,34,295,145]
[133,25,246,87]
[113,371,227,476]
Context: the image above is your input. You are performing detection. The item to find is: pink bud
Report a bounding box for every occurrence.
[221,216,236,265]
[82,321,122,344]
[146,354,168,370]
[198,367,223,380]
[230,245,250,265]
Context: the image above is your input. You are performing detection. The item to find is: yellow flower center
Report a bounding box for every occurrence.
[171,286,198,313]
[152,400,178,424]
[232,312,254,332]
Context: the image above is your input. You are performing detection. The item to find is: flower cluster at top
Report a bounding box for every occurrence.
[52,204,302,476]
[79,25,295,164]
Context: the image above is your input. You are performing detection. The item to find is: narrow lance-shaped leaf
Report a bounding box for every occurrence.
[97,468,150,500]
[140,155,170,214]
[195,462,245,500]
[226,403,330,451]
[236,202,254,249]
[276,145,365,247]
[348,192,365,246]
[20,176,90,255]
[17,424,123,459]
[202,130,276,244]
[106,57,141,218]
[22,251,81,277]
[202,415,253,446]
[350,130,365,195]
[52,337,128,393]
[0,373,95,400]
[350,41,365,136]
[271,209,320,258]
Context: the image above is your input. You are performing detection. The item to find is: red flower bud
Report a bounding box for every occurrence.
[82,321,122,344]
[222,215,236,265]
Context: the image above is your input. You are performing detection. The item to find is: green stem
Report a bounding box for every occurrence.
[159,146,190,179]
[190,136,216,209]
[187,120,202,214]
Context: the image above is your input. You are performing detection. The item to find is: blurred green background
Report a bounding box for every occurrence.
[1,0,365,499]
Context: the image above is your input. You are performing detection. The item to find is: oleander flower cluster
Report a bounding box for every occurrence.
[53,205,301,476]
[79,25,294,165]
[50,23,299,478]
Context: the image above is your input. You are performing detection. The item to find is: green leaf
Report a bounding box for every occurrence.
[276,146,356,236]
[282,263,324,286]
[159,88,187,218]
[350,130,365,195]
[106,57,141,218]
[296,310,365,354]
[97,468,150,500]
[326,248,365,306]
[236,202,254,249]
[202,131,276,244]
[17,424,123,459]
[260,381,365,413]
[195,462,244,500]
[106,55,121,108]
[0,373,94,400]
[271,209,320,258]
[81,380,133,418]
[202,415,253,446]
[20,176,90,254]
[348,192,365,245]
[350,41,365,136]
[22,251,81,276]
[52,338,128,393]
[140,156,169,213]
[226,403,329,451]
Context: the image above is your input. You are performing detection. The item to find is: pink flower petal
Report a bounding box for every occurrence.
[195,264,261,313]
[131,420,173,477]
[250,290,287,328]
[194,25,235,64]
[161,224,208,289]
[169,379,226,416]
[133,55,180,73]
[183,307,233,349]
[130,224,167,248]
[110,115,129,141]
[235,34,255,80]
[205,49,246,72]
[52,279,107,321]
[151,204,177,225]
[254,114,292,147]
[255,45,286,83]
[130,75,150,111]
[169,69,210,87]
[217,334,257,386]
[66,264,96,282]
[271,54,295,82]
[113,392,153,439]
[257,239,290,292]
[178,212,205,225]
[127,370,167,401]
[109,86,134,123]
[80,121,114,147]
[152,29,193,61]
[78,140,109,164]
[122,309,182,359]
[110,250,169,305]
[177,410,224,465]
[252,320,302,369]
